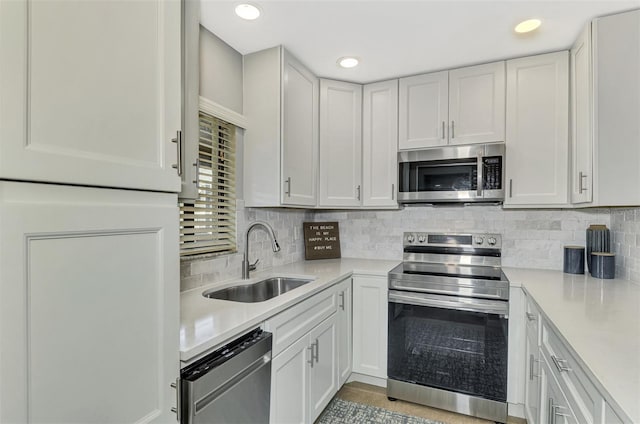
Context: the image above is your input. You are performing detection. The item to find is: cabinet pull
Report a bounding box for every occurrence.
[171,130,183,176]
[314,339,320,364]
[391,184,395,201]
[356,185,361,201]
[509,179,513,198]
[339,291,345,310]
[171,378,180,420]
[579,171,588,193]
[548,398,554,424]
[529,354,539,380]
[451,121,455,138]
[551,355,572,373]
[285,177,291,197]
[442,121,446,139]
[526,312,536,322]
[553,404,571,422]
[193,158,199,185]
[307,344,315,367]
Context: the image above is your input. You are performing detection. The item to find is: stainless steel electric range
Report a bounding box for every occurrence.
[387,232,510,423]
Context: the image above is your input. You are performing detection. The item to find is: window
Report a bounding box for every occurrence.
[179,112,236,256]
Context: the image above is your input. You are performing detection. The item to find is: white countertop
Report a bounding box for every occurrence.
[503,267,640,423]
[180,258,399,363]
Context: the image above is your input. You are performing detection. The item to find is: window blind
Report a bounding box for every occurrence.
[179,112,236,257]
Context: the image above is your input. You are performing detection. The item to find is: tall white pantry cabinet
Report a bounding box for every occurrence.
[0,1,181,423]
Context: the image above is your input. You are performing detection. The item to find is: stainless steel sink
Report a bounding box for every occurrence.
[202,277,314,303]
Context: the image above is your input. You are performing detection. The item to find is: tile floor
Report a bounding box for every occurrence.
[328,382,526,424]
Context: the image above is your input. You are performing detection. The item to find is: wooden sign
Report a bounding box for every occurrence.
[303,222,341,260]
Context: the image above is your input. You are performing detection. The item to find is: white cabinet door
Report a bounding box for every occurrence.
[337,279,353,386]
[449,61,505,145]
[0,0,181,192]
[399,71,448,149]
[308,314,338,422]
[571,24,594,204]
[270,336,310,424]
[541,358,580,424]
[362,80,399,207]
[352,276,387,379]
[319,79,362,207]
[282,50,319,206]
[525,333,542,424]
[0,182,179,423]
[504,52,569,206]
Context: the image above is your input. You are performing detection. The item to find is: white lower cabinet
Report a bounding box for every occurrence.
[308,315,338,420]
[540,357,580,424]
[352,275,387,379]
[525,332,541,424]
[270,335,311,424]
[336,279,352,386]
[0,182,180,423]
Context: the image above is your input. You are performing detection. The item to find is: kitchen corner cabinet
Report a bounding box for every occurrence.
[0,0,181,193]
[336,279,353,386]
[571,10,640,207]
[0,182,180,423]
[362,80,399,207]
[319,79,362,207]
[398,61,505,150]
[244,46,319,207]
[504,51,569,207]
[352,275,388,379]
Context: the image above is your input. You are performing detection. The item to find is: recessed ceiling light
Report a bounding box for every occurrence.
[235,4,261,20]
[337,57,359,69]
[515,19,542,34]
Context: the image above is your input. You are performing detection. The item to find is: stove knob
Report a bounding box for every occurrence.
[487,237,497,246]
[474,237,484,245]
[406,234,415,243]
[418,235,426,243]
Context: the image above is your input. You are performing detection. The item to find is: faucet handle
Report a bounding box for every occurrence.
[249,259,259,271]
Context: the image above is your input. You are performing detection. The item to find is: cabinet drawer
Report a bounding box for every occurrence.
[542,322,602,424]
[525,294,541,344]
[265,288,337,356]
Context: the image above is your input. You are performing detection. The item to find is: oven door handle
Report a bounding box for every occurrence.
[388,290,508,315]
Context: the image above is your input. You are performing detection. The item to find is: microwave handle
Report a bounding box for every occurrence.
[477,152,483,197]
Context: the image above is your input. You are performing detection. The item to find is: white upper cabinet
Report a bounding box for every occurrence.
[449,61,506,145]
[399,72,448,149]
[0,0,181,192]
[571,24,594,204]
[362,79,399,207]
[398,61,505,150]
[504,51,569,206]
[244,46,318,207]
[319,79,362,207]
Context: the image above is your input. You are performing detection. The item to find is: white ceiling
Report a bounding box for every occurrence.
[200,0,640,84]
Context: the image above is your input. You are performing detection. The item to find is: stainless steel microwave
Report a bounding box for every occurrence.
[397,144,505,204]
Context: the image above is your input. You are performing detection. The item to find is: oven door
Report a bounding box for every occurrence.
[387,290,508,402]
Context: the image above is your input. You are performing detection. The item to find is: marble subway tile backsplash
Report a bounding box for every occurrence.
[314,206,612,271]
[180,200,312,292]
[611,208,640,282]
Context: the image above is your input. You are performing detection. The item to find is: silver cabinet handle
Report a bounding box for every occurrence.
[285,177,291,197]
[442,121,446,139]
[579,171,588,193]
[307,344,315,367]
[529,354,539,380]
[553,404,571,422]
[551,355,571,373]
[339,291,345,310]
[314,339,319,364]
[509,179,513,198]
[171,378,180,420]
[526,312,536,322]
[391,183,395,201]
[171,130,183,176]
[192,158,199,185]
[356,185,361,201]
[549,398,554,424]
[451,120,455,138]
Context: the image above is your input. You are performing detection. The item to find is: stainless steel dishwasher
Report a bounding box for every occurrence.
[180,328,272,424]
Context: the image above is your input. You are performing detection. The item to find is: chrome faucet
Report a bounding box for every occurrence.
[242,221,281,279]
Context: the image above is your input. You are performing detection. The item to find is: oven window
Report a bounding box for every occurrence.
[399,159,478,192]
[388,302,508,402]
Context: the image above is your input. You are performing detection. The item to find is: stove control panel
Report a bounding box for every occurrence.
[403,232,502,249]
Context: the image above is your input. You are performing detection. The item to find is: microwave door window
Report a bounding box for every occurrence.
[415,164,477,192]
